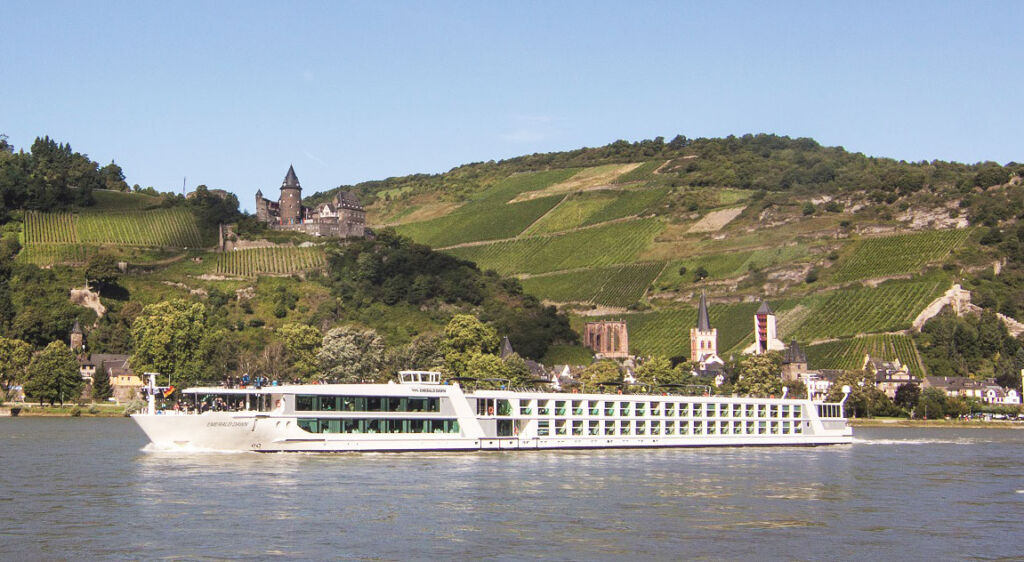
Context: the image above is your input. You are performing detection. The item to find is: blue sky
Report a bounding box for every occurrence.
[3,1,1021,211]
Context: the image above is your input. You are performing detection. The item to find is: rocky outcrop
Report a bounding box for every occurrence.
[69,287,106,320]
[912,283,1024,337]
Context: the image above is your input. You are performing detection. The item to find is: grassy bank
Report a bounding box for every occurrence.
[6,403,129,417]
[849,418,1024,429]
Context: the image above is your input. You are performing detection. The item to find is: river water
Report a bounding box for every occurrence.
[1,418,1022,560]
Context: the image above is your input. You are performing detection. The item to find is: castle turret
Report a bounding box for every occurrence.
[279,165,302,225]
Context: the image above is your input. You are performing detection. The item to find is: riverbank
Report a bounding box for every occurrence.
[3,404,128,417]
[849,418,1024,429]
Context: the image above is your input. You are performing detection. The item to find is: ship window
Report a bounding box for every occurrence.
[621,422,632,436]
[732,423,742,435]
[781,422,791,435]
[588,421,600,435]
[343,419,361,433]
[665,422,675,435]
[693,422,703,435]
[793,405,802,418]
[407,398,427,412]
[537,420,549,436]
[364,419,381,433]
[387,397,405,412]
[296,396,315,411]
[604,423,614,435]
[781,405,789,418]
[758,405,767,417]
[366,397,383,411]
[604,404,615,416]
[651,421,661,435]
[297,418,318,432]
[679,421,689,435]
[498,420,514,437]
[619,403,630,416]
[745,405,755,418]
[635,404,646,416]
[769,405,779,418]
[746,421,755,434]
[707,404,716,417]
[572,421,583,435]
[758,421,767,434]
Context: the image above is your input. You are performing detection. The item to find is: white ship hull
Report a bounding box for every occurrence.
[132,381,853,453]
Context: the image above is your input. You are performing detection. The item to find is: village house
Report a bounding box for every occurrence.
[921,375,1021,405]
[71,320,142,404]
[864,355,920,400]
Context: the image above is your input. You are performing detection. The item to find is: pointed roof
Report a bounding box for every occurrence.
[757,301,774,315]
[71,319,83,334]
[696,291,712,331]
[281,165,301,189]
[499,336,515,359]
[255,189,263,198]
[783,340,806,364]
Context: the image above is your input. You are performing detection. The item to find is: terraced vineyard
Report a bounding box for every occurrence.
[396,169,576,247]
[446,218,665,275]
[805,334,925,374]
[23,212,77,244]
[77,209,202,247]
[830,229,972,282]
[787,277,949,341]
[215,247,326,276]
[16,244,91,266]
[656,245,812,289]
[23,209,203,248]
[520,262,664,306]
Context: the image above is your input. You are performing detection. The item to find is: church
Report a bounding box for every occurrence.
[255,165,367,238]
[689,292,725,382]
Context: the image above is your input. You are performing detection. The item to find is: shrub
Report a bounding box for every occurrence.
[88,405,100,414]
[70,406,82,417]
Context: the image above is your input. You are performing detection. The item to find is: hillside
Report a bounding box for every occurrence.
[307,134,1023,377]
[4,133,1023,388]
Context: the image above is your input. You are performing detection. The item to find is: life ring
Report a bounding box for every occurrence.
[487,406,494,415]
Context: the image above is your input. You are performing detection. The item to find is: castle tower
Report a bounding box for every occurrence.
[279,165,302,225]
[751,301,785,354]
[690,291,718,362]
[781,340,807,382]
[70,319,83,351]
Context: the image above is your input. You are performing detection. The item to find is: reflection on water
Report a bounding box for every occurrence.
[1,419,1023,560]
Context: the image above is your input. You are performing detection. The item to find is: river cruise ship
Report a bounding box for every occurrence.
[131,371,853,452]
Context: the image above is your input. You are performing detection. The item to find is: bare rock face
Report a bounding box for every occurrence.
[69,287,106,320]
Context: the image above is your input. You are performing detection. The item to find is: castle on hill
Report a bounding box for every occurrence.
[255,165,367,238]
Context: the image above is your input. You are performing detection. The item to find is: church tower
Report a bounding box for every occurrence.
[70,319,84,351]
[279,165,302,225]
[690,292,718,362]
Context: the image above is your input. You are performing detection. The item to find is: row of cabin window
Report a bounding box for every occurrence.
[295,395,441,413]
[297,418,459,434]
[535,420,801,436]
[517,403,802,418]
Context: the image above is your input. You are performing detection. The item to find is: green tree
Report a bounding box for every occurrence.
[917,387,948,419]
[692,266,709,282]
[503,353,535,388]
[464,352,510,388]
[91,363,113,401]
[825,371,890,418]
[894,383,920,410]
[84,252,121,292]
[784,379,809,400]
[635,356,677,389]
[24,341,81,406]
[733,353,784,397]
[0,336,32,400]
[279,323,322,382]
[579,360,622,390]
[130,300,210,388]
[440,314,499,377]
[318,326,385,383]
